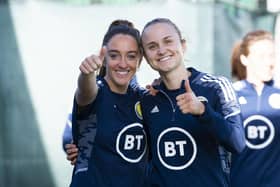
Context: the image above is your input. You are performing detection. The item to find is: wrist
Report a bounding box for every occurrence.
[198,101,206,115]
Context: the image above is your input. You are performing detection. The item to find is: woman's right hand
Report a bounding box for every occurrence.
[79,47,106,75]
[146,77,161,96]
[65,143,78,165]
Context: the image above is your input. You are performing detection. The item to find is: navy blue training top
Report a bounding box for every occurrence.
[62,112,72,152]
[141,68,245,187]
[71,77,148,187]
[231,80,280,187]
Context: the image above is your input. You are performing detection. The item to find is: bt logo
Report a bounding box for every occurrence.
[124,134,144,150]
[164,140,187,157]
[157,127,197,170]
[244,115,275,149]
[116,123,147,163]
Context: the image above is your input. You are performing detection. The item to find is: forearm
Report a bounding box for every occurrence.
[198,104,245,153]
[76,72,98,106]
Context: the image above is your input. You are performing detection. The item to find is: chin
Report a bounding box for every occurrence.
[116,79,130,86]
[263,77,273,82]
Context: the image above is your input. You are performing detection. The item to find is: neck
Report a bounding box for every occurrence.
[160,66,190,90]
[246,76,264,95]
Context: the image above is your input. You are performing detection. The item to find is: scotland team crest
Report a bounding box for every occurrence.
[134,101,143,120]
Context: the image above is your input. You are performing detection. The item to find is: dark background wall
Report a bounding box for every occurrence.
[0,3,55,187]
[213,1,277,78]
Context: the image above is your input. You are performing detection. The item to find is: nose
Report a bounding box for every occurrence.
[157,45,166,56]
[118,56,128,68]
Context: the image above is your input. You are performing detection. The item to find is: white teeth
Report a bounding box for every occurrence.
[116,70,129,75]
[159,56,171,62]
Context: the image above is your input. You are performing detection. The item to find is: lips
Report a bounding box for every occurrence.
[158,55,171,62]
[116,70,129,74]
[114,70,131,78]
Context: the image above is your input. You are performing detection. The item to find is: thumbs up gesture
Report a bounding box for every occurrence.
[79,47,106,75]
[176,79,205,115]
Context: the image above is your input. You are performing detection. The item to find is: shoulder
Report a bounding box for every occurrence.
[95,77,113,97]
[127,85,148,100]
[232,80,247,91]
[96,77,106,89]
[191,69,233,91]
[189,68,237,102]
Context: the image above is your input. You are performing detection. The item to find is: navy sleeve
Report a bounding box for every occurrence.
[72,97,96,145]
[62,112,73,152]
[197,77,246,154]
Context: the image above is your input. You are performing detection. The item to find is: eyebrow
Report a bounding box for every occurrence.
[108,50,138,54]
[163,36,173,40]
[108,50,120,53]
[145,35,173,46]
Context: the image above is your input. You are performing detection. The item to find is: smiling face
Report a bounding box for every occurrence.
[242,39,276,83]
[141,22,186,74]
[104,34,140,93]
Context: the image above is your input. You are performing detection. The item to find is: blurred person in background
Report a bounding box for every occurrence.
[230,30,280,187]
